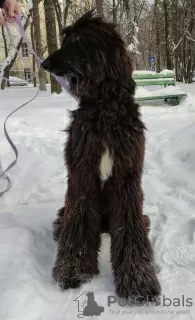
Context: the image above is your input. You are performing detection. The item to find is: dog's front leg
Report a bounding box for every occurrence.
[110,173,161,301]
[52,177,101,290]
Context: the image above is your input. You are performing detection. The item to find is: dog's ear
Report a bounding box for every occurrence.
[86,63,105,84]
[86,53,105,84]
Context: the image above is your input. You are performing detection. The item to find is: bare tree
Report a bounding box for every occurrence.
[1,27,10,88]
[32,0,47,91]
[113,0,117,24]
[155,0,161,72]
[30,20,37,87]
[64,0,71,26]
[44,0,62,94]
[164,0,173,69]
[0,16,30,90]
[96,0,104,17]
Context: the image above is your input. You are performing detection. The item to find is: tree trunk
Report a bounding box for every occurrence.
[1,26,10,88]
[113,0,117,24]
[64,0,71,26]
[32,0,47,91]
[1,69,10,90]
[30,20,37,87]
[54,0,62,31]
[164,0,173,70]
[44,0,62,94]
[96,0,104,17]
[172,0,178,79]
[155,0,161,72]
[1,38,24,90]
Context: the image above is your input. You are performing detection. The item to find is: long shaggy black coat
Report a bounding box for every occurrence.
[42,11,161,300]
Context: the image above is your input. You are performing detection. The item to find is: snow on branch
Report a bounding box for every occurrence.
[127,21,140,55]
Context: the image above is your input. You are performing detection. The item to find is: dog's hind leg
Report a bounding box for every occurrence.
[109,173,161,300]
[52,177,101,290]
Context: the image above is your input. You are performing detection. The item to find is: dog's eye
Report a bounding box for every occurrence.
[72,35,80,43]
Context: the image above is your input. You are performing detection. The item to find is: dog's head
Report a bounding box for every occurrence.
[86,291,94,299]
[42,10,134,98]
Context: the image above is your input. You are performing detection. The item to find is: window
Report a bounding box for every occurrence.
[22,43,28,57]
[24,68,31,81]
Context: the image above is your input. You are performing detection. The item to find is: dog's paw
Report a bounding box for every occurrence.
[52,254,99,290]
[52,264,82,290]
[115,269,161,301]
[53,272,82,290]
[52,207,65,241]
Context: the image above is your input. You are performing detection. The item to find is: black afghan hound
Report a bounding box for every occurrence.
[42,11,161,300]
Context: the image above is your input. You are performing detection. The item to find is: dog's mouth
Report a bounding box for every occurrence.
[54,71,65,77]
[51,70,77,80]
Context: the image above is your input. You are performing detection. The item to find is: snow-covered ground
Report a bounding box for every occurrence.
[0,83,195,319]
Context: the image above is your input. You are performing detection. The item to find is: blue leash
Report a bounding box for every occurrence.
[0,87,40,197]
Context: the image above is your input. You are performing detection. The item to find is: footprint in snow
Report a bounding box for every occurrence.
[162,218,195,270]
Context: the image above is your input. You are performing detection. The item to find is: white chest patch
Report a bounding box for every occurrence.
[99,147,113,182]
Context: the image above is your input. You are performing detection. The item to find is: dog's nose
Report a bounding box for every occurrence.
[41,59,50,70]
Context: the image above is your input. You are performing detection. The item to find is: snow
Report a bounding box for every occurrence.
[135,85,186,98]
[128,21,140,55]
[134,70,157,75]
[7,76,28,86]
[133,69,174,76]
[133,35,139,44]
[135,87,154,97]
[160,69,174,75]
[128,43,135,52]
[1,83,195,319]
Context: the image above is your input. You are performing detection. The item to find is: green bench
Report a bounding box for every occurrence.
[133,71,187,106]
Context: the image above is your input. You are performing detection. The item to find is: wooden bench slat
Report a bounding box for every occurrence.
[133,73,174,80]
[135,93,187,102]
[135,79,175,86]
